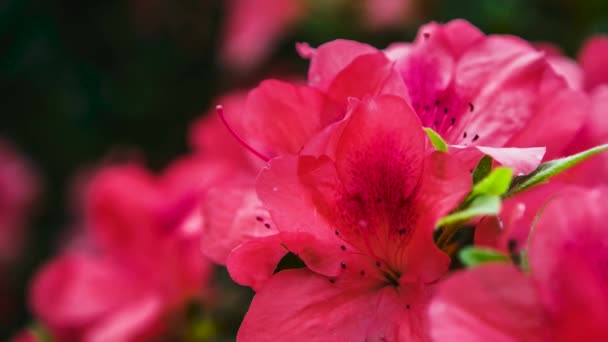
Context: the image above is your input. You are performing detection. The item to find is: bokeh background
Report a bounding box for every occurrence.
[2,0,608,339]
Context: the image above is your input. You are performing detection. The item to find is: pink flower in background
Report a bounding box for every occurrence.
[430,187,608,341]
[237,96,471,340]
[579,35,608,91]
[220,0,420,71]
[221,0,307,70]
[0,139,40,267]
[30,159,222,341]
[363,0,418,29]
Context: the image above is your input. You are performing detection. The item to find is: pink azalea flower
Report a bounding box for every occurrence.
[297,20,587,174]
[0,139,40,266]
[237,95,472,340]
[430,187,608,341]
[208,20,586,290]
[30,160,218,341]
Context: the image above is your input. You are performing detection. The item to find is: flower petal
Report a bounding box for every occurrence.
[579,35,608,91]
[430,264,547,342]
[238,269,430,341]
[297,40,378,90]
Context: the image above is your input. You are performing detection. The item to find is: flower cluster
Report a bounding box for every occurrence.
[21,19,608,341]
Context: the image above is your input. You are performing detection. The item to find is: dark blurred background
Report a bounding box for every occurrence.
[1,0,607,339]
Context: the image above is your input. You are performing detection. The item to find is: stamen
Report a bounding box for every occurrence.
[216,105,270,162]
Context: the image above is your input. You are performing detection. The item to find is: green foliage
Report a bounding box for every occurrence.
[470,167,513,198]
[438,195,501,227]
[472,155,493,184]
[505,144,608,198]
[423,127,448,152]
[459,247,510,268]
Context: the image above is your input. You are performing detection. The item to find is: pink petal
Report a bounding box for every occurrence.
[238,269,431,341]
[579,35,608,91]
[243,79,339,156]
[256,156,345,276]
[505,87,588,160]
[85,295,164,342]
[430,264,547,342]
[297,40,378,90]
[201,182,275,265]
[415,20,484,58]
[546,55,584,90]
[476,183,580,253]
[84,165,165,264]
[327,52,409,108]
[225,233,286,291]
[529,188,608,337]
[561,86,608,186]
[450,146,545,176]
[404,152,471,282]
[330,96,426,259]
[30,253,148,331]
[450,36,548,146]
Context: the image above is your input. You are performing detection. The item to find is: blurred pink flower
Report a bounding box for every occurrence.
[430,187,608,341]
[579,35,608,91]
[220,0,420,71]
[0,139,40,267]
[221,0,307,70]
[237,96,471,340]
[29,159,222,341]
[363,0,418,29]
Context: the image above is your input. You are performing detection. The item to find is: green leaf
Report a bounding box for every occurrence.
[505,144,608,198]
[423,127,448,152]
[459,246,510,267]
[437,195,501,227]
[470,167,513,198]
[472,155,493,184]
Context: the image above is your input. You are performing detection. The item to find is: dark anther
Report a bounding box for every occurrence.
[468,102,474,112]
[450,118,455,125]
[469,169,474,173]
[329,278,336,284]
[340,245,346,251]
[335,230,339,235]
[398,228,406,235]
[444,107,448,114]
[423,32,431,39]
[463,131,468,138]
[255,216,264,222]
[340,262,346,269]
[435,100,440,105]
[434,121,438,126]
[376,261,381,267]
[264,223,271,228]
[424,106,430,111]
[360,270,365,276]
[472,134,479,142]
[406,304,411,310]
